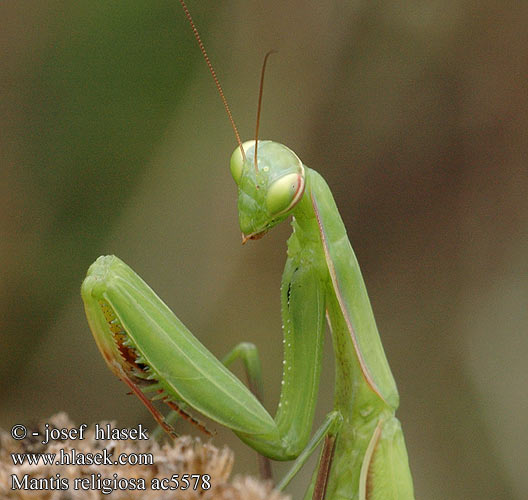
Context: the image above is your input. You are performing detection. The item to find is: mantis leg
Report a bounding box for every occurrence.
[221,342,264,407]
[158,338,338,489]
[276,410,342,493]
[150,408,181,442]
[153,341,272,478]
[221,342,271,479]
[312,432,338,500]
[82,255,326,460]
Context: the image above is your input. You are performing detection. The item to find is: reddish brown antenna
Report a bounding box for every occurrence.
[178,0,245,161]
[253,50,276,173]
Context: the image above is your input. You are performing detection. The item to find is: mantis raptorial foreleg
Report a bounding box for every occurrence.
[81,1,415,498]
[148,343,261,435]
[153,340,272,477]
[82,242,326,463]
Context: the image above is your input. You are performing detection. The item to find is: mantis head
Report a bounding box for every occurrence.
[230,140,306,242]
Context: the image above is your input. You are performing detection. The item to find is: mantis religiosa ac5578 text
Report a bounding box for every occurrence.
[81,1,415,499]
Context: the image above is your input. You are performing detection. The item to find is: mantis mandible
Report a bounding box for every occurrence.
[81,2,415,498]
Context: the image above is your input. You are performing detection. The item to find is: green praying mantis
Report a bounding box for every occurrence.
[81,1,415,499]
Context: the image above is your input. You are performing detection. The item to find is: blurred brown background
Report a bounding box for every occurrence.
[1,1,527,498]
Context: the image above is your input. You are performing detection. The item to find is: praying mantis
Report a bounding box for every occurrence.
[81,1,415,498]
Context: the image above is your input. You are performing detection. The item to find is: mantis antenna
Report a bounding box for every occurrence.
[253,50,276,173]
[178,0,245,161]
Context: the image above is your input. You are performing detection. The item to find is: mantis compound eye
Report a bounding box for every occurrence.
[266,172,305,216]
[230,140,256,184]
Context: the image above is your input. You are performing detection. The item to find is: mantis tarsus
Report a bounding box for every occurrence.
[81,2,415,499]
